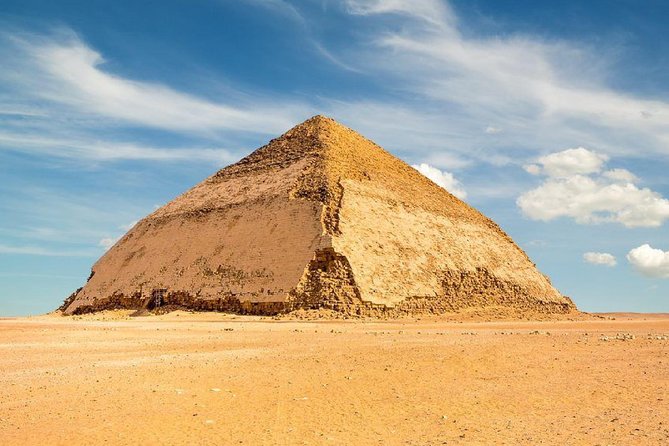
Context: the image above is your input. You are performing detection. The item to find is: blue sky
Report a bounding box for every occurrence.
[1,0,669,315]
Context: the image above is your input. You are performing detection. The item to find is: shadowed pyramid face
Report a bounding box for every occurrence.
[61,115,575,316]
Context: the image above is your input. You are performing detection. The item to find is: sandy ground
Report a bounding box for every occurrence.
[1,312,668,445]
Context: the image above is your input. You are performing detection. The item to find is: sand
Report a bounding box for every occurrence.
[1,312,668,445]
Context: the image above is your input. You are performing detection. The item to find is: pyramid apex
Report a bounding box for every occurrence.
[269,114,354,147]
[304,114,337,123]
[290,114,338,129]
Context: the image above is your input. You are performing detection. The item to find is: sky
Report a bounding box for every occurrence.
[1,0,668,315]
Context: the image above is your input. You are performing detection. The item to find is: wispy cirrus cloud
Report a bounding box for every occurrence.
[3,30,307,135]
[344,0,454,29]
[0,185,146,254]
[0,244,96,257]
[239,0,307,25]
[0,28,314,166]
[0,131,235,163]
[7,2,669,175]
[337,0,669,163]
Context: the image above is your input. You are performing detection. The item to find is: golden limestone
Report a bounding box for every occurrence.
[61,116,575,316]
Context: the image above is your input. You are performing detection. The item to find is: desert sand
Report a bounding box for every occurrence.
[1,312,667,445]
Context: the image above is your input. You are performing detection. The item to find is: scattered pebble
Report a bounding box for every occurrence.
[647,334,668,341]
[600,333,635,341]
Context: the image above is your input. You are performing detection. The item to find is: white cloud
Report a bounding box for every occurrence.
[583,252,617,267]
[336,1,669,163]
[0,29,312,164]
[603,168,638,183]
[0,29,321,168]
[517,148,669,228]
[15,33,305,135]
[98,236,120,251]
[534,147,608,177]
[0,106,47,117]
[0,185,148,259]
[312,42,364,73]
[344,0,454,29]
[238,1,363,73]
[412,163,466,199]
[518,175,669,227]
[0,244,95,257]
[485,126,502,134]
[0,130,236,163]
[241,0,306,24]
[98,220,139,251]
[523,164,542,175]
[421,151,472,169]
[627,244,669,278]
[119,220,138,231]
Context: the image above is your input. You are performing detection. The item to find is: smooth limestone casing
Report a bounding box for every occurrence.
[62,116,575,315]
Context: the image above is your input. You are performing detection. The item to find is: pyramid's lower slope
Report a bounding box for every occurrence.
[61,116,575,316]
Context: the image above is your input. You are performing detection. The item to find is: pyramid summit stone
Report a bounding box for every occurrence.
[60,115,575,316]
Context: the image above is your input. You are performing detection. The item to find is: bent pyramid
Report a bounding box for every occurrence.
[61,116,575,316]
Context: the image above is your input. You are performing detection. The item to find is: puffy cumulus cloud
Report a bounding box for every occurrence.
[517,148,669,228]
[412,163,466,200]
[518,176,669,227]
[583,252,617,267]
[603,168,638,183]
[627,244,669,278]
[530,147,608,177]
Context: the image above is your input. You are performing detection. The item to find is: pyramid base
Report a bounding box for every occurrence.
[62,249,574,317]
[63,288,575,317]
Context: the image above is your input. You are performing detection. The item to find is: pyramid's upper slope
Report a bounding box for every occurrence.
[213,115,335,178]
[167,114,499,231]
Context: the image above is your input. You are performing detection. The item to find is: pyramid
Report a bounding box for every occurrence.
[60,116,575,316]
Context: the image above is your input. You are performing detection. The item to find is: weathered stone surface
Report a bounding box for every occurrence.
[61,115,575,316]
